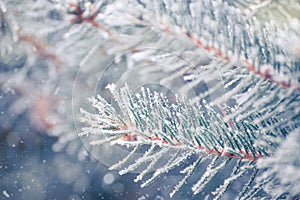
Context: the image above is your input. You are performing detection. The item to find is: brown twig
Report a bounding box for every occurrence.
[18,34,61,69]
[120,132,264,161]
[68,2,113,36]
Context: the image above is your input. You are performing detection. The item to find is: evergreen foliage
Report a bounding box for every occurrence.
[78,0,300,198]
[1,0,299,199]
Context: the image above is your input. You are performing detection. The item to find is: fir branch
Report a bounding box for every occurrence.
[76,3,299,197]
[68,0,300,92]
[81,84,265,161]
[69,0,298,143]
[80,84,269,197]
[134,12,300,91]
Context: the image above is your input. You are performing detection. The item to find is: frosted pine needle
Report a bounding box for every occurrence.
[79,84,277,197]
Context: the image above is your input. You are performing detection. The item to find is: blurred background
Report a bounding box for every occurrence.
[0,1,196,199]
[0,1,140,199]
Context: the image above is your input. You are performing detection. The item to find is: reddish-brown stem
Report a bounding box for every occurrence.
[68,2,113,36]
[30,95,57,130]
[18,34,61,69]
[218,105,235,130]
[187,30,300,92]
[120,133,264,161]
[195,145,264,161]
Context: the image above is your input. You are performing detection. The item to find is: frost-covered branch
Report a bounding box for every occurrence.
[80,84,282,197]
[76,0,299,198]
[81,84,267,160]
